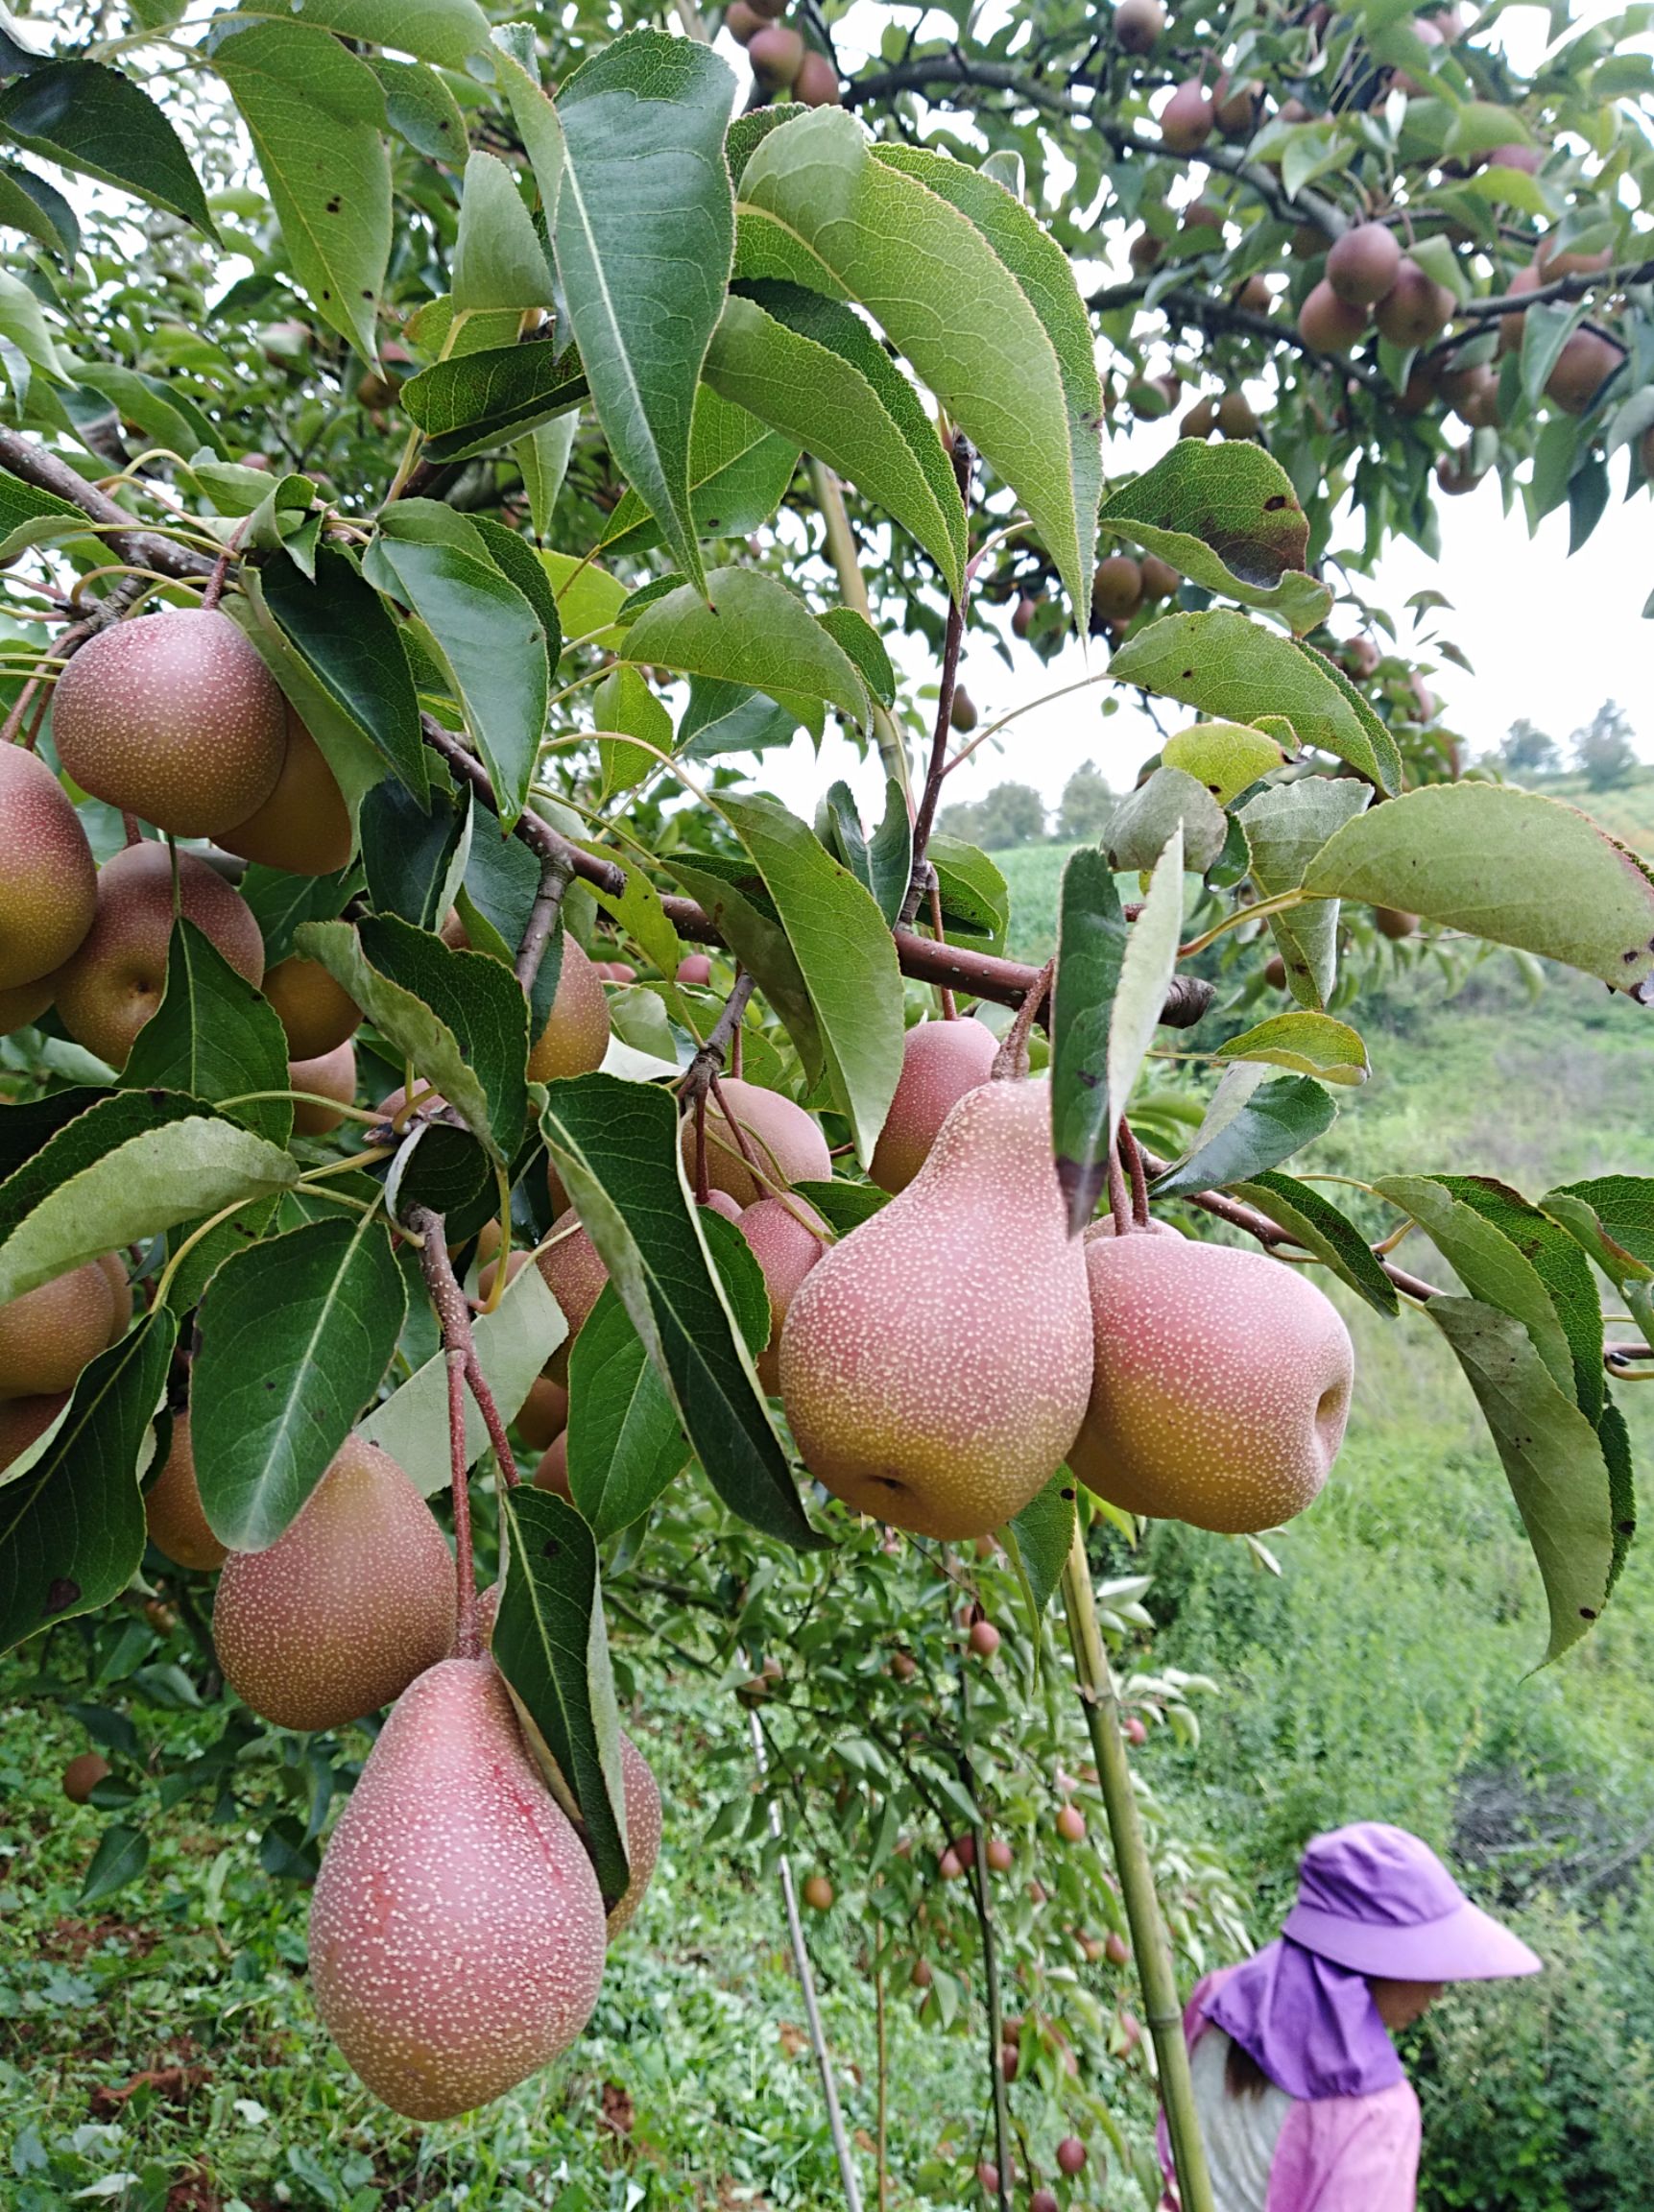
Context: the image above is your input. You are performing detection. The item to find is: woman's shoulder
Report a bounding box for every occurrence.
[1273,2072,1422,2204]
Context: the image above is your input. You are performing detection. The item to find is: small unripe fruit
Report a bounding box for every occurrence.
[1180,397,1218,440]
[890,1649,916,1681]
[1326,222,1402,307]
[949,685,978,733]
[794,49,841,106]
[1263,952,1288,990]
[725,0,764,38]
[1216,391,1259,439]
[1114,0,1163,53]
[0,974,56,1036]
[536,1211,609,1354]
[1000,2040,1019,2081]
[1127,228,1163,275]
[749,23,803,87]
[939,1845,964,1880]
[1215,79,1263,136]
[262,955,359,1060]
[1091,555,1143,619]
[986,1837,1014,1873]
[527,932,611,1083]
[1182,198,1224,237]
[220,709,351,876]
[0,746,97,992]
[1298,280,1368,355]
[0,1262,116,1399]
[63,1751,110,1803]
[1104,1931,1131,1967]
[1123,1714,1148,1746]
[1139,554,1180,601]
[1012,594,1039,637]
[1160,80,1214,155]
[1233,274,1274,315]
[55,844,264,1070]
[738,1194,826,1391]
[1344,635,1381,679]
[1498,261,1545,354]
[976,2163,1000,2196]
[1535,238,1613,281]
[1056,1803,1087,1842]
[1056,2136,1087,2177]
[1030,2190,1060,2212]
[910,1956,932,1987]
[676,952,713,986]
[514,1375,568,1453]
[1375,260,1455,349]
[144,1411,228,1571]
[52,608,287,838]
[802,1872,834,1911]
[1374,905,1419,940]
[289,1041,357,1136]
[1487,142,1542,175]
[969,1618,1000,1658]
[0,1390,68,1473]
[1546,327,1623,415]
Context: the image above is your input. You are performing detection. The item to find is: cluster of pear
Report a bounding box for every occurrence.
[137,1418,661,2121]
[722,0,840,106]
[1091,547,1181,637]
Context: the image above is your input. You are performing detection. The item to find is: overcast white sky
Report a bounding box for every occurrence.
[726,1,1652,823]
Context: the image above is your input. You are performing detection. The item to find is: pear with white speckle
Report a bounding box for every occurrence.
[779,1078,1092,1539]
[308,1654,608,2119]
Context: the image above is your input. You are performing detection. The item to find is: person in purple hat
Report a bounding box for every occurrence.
[1158,1821,1541,2209]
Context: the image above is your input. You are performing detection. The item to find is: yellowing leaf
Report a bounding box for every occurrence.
[1217,1011,1369,1085]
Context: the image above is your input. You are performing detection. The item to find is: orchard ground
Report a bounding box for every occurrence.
[7,861,1653,2211]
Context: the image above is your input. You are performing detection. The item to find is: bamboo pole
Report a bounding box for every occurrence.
[1059,1526,1216,2212]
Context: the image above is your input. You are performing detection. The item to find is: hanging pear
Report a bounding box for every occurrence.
[779,1079,1092,1539]
[308,1654,608,2119]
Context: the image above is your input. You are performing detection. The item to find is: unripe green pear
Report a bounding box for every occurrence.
[220,709,352,876]
[871,1019,999,1195]
[1326,222,1402,307]
[679,1076,831,1208]
[1374,904,1419,941]
[949,685,978,733]
[1068,1235,1354,1532]
[725,0,763,40]
[737,1194,827,1390]
[749,23,804,87]
[0,1390,67,1472]
[52,608,287,837]
[607,1732,662,1938]
[308,1654,607,2119]
[527,933,611,1083]
[0,745,97,992]
[144,1410,228,1572]
[0,1261,116,1399]
[55,844,264,1070]
[1139,554,1181,601]
[802,1872,833,1911]
[779,1079,1092,1539]
[1091,555,1143,619]
[263,954,359,1059]
[290,1041,357,1136]
[213,1435,454,1731]
[63,1750,110,1803]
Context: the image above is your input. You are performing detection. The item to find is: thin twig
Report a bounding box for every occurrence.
[904,434,976,919]
[1119,1119,1151,1229]
[411,1209,481,1658]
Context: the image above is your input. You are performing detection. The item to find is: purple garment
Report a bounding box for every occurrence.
[1203,1937,1403,2101]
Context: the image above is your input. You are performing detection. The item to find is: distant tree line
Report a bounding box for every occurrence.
[938,759,1115,851]
[1498,701,1642,792]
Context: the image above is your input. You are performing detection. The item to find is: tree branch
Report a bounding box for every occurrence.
[1091,280,1390,395]
[0,430,217,582]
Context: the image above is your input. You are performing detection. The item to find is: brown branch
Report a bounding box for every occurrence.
[410,1208,482,1658]
[0,430,217,582]
[1092,281,1390,395]
[680,970,756,1109]
[515,845,574,994]
[1454,258,1654,324]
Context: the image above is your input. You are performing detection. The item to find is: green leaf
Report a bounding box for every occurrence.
[1152,1074,1336,1200]
[0,60,215,234]
[495,1483,629,1905]
[1544,1175,1654,1284]
[621,567,868,727]
[1051,849,1128,1233]
[1004,1469,1077,1617]
[665,853,818,1078]
[580,839,683,989]
[294,915,528,1163]
[452,149,552,313]
[360,1258,564,1493]
[705,282,967,598]
[1304,782,1654,996]
[191,1215,407,1553]
[716,794,904,1166]
[566,1285,689,1541]
[211,21,390,360]
[1427,1296,1618,1663]
[120,921,294,1145]
[602,384,799,556]
[231,0,491,67]
[1237,777,1372,1009]
[815,778,910,927]
[738,110,1099,617]
[0,1311,176,1655]
[929,835,1009,952]
[1161,719,1288,804]
[1229,1170,1400,1317]
[1104,830,1187,1170]
[679,679,818,760]
[541,547,629,649]
[0,159,79,260]
[1106,766,1228,875]
[1099,440,1332,637]
[487,25,563,219]
[368,501,550,826]
[0,1101,298,1306]
[72,362,226,463]
[515,413,577,539]
[553,28,736,598]
[255,547,428,805]
[468,515,563,681]
[360,778,469,931]
[400,340,587,465]
[1216,1011,1369,1087]
[78,1822,149,1906]
[792,1178,888,1235]
[0,460,85,539]
[1112,612,1402,795]
[1435,1176,1604,1423]
[592,662,671,800]
[371,57,467,161]
[539,1074,820,1549]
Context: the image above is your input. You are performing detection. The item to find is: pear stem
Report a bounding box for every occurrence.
[925,878,958,1019]
[1059,1525,1217,2212]
[1106,1142,1133,1237]
[991,957,1054,1080]
[1120,1119,1152,1228]
[411,1207,484,1655]
[809,456,914,814]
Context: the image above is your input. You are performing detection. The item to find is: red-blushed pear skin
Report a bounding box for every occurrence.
[779,1079,1092,1540]
[51,607,287,838]
[261,954,359,1060]
[535,1210,609,1368]
[307,1654,608,2120]
[869,1018,999,1194]
[607,1732,662,1938]
[736,1195,827,1390]
[1326,221,1402,307]
[219,708,352,875]
[213,1435,454,1731]
[533,1431,570,1497]
[0,1261,116,1399]
[143,1411,228,1572]
[527,932,611,1083]
[1069,1235,1354,1533]
[513,1374,567,1452]
[55,844,264,1070]
[289,1041,357,1136]
[0,1390,68,1473]
[0,745,97,992]
[679,1075,831,1208]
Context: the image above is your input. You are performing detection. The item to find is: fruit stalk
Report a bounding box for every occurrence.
[903,433,976,918]
[1059,1525,1216,2212]
[411,1209,483,1655]
[749,1705,866,2212]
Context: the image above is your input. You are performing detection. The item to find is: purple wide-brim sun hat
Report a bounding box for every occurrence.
[1282,1819,1542,1984]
